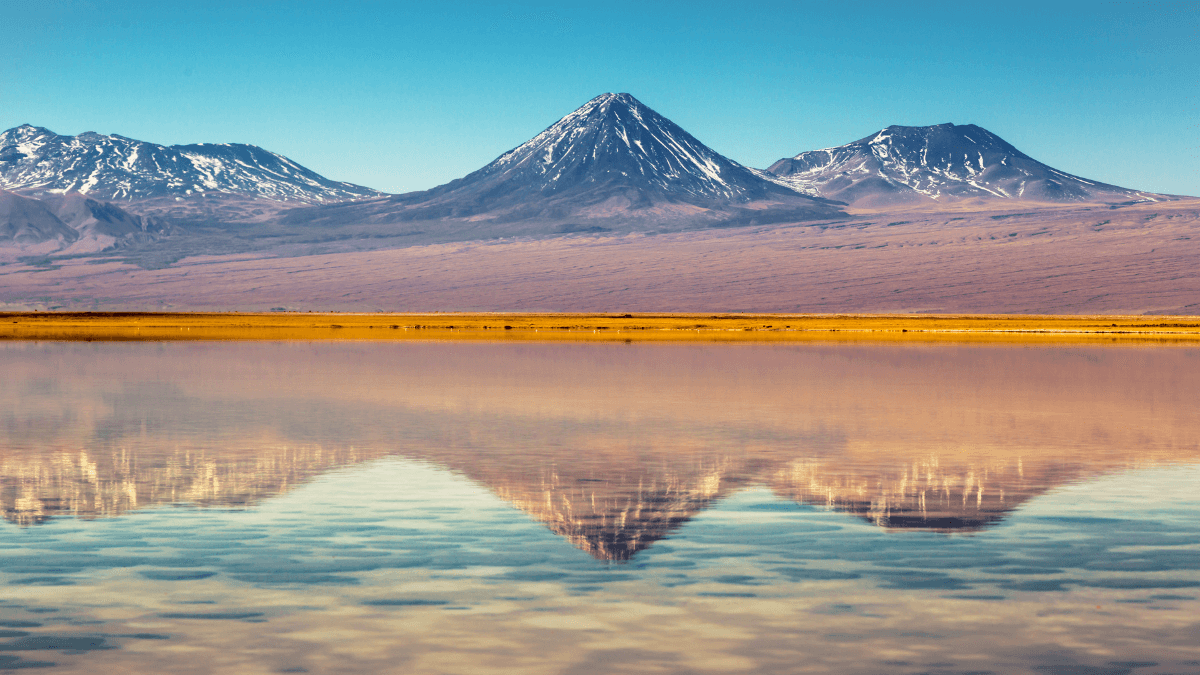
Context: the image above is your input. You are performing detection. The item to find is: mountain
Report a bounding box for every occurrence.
[765,123,1169,207]
[0,124,383,204]
[0,189,78,244]
[38,192,168,252]
[0,188,164,252]
[39,192,152,238]
[282,93,845,237]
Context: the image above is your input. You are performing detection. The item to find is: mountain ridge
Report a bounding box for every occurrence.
[0,124,383,204]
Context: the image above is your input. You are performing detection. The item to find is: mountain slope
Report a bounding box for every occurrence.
[0,189,78,244]
[283,93,844,236]
[0,188,166,254]
[40,193,168,253]
[0,125,383,204]
[766,124,1169,207]
[446,91,811,204]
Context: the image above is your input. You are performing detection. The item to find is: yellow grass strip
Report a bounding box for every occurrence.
[3,312,1200,343]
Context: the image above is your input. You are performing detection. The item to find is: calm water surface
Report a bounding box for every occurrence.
[1,341,1198,674]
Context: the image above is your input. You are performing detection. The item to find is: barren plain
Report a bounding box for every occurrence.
[1,200,1197,315]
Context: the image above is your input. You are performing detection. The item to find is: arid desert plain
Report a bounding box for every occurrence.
[3,199,1198,315]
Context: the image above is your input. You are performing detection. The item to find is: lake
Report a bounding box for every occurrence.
[1,341,1198,674]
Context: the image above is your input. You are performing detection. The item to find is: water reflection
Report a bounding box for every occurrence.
[2,341,1199,674]
[2,342,1197,552]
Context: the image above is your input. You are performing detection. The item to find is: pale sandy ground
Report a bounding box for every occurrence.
[1,200,1196,313]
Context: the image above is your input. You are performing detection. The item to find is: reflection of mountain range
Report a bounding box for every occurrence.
[2,342,1198,558]
[0,440,1179,557]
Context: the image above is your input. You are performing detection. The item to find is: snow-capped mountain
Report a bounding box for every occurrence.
[457,92,812,203]
[0,125,383,204]
[283,93,843,235]
[765,124,1167,207]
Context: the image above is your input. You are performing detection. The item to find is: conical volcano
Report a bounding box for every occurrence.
[455,92,808,203]
[282,93,844,239]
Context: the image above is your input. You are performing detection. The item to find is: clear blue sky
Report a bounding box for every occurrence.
[3,1,1197,196]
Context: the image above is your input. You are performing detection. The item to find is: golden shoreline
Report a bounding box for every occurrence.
[3,312,1200,343]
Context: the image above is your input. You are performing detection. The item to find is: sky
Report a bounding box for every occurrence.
[2,0,1197,196]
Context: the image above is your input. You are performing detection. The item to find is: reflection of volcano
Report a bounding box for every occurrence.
[453,456,746,560]
[2,342,1198,558]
